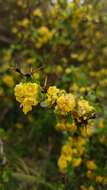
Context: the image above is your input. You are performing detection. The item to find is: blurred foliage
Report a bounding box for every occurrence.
[0,0,107,190]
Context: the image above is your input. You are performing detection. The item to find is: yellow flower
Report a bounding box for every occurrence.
[77,146,85,156]
[36,26,53,48]
[77,136,86,147]
[80,185,88,190]
[77,99,94,117]
[12,27,18,34]
[55,65,63,73]
[33,8,42,17]
[66,122,77,133]
[86,170,93,179]
[55,121,66,131]
[67,2,75,10]
[22,97,38,114]
[88,186,95,190]
[17,0,27,8]
[62,144,72,157]
[56,93,76,115]
[96,176,104,183]
[65,68,71,74]
[80,87,86,93]
[19,18,30,28]
[38,26,49,34]
[72,157,82,167]
[26,58,36,65]
[81,125,95,137]
[15,82,40,114]
[55,120,77,133]
[70,83,79,93]
[86,160,97,170]
[3,75,14,87]
[57,155,68,173]
[15,123,23,129]
[32,72,40,80]
[3,50,12,62]
[72,148,78,155]
[46,86,60,106]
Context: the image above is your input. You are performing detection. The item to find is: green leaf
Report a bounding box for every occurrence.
[66,114,74,124]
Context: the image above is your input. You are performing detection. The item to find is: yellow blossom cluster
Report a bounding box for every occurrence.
[46,86,76,115]
[86,160,97,179]
[86,160,97,170]
[80,121,95,137]
[56,120,77,133]
[15,122,24,129]
[58,136,86,173]
[18,18,30,28]
[16,0,27,9]
[85,162,107,186]
[14,82,41,114]
[14,84,95,120]
[46,86,94,117]
[77,99,94,117]
[33,8,42,17]
[55,93,76,115]
[45,86,61,106]
[2,75,14,87]
[36,26,54,48]
[3,50,12,63]
[95,175,107,184]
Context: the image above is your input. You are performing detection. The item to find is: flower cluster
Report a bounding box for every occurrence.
[36,26,54,48]
[2,75,14,87]
[45,86,60,106]
[56,93,76,115]
[45,86,76,115]
[14,82,41,114]
[56,120,77,133]
[77,99,94,117]
[58,136,86,173]
[86,160,97,171]
[33,8,42,17]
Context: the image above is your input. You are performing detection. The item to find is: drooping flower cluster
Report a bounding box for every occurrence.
[56,120,77,133]
[2,75,14,87]
[86,160,97,171]
[45,86,61,106]
[15,82,41,114]
[14,82,96,177]
[36,26,54,48]
[33,8,42,17]
[45,86,76,115]
[80,121,95,137]
[56,93,76,115]
[85,160,97,180]
[77,99,94,117]
[45,86,94,119]
[58,136,87,173]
